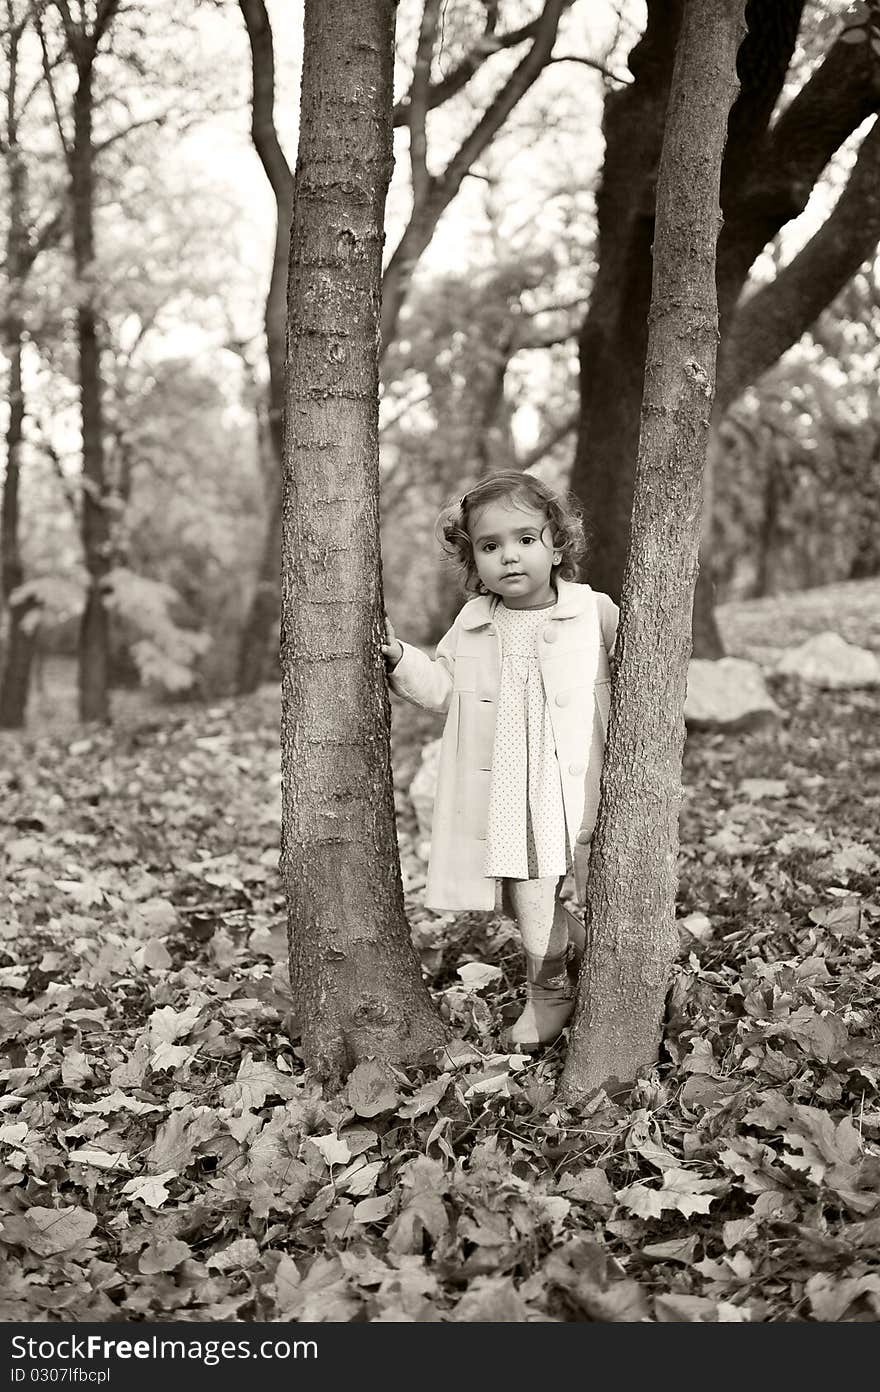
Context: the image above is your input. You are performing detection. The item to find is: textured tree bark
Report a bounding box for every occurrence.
[52,1,121,723]
[282,0,446,1085]
[569,0,880,656]
[718,114,880,415]
[235,2,570,691]
[0,334,38,730]
[71,60,112,724]
[235,0,292,695]
[569,0,683,606]
[0,22,37,730]
[236,1,571,689]
[560,0,746,1100]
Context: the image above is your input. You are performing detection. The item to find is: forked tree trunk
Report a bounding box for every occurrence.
[560,0,746,1100]
[282,0,446,1084]
[570,0,880,657]
[236,0,572,690]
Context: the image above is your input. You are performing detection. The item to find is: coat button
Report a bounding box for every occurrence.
[568,761,585,776]
[555,691,570,707]
[576,830,591,845]
[542,626,557,643]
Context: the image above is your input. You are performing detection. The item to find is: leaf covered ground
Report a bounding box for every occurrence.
[1,586,879,1323]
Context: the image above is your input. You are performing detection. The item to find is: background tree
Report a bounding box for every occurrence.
[41,0,121,723]
[282,0,446,1083]
[0,0,65,728]
[570,0,880,657]
[561,0,746,1098]
[234,0,290,695]
[20,0,233,720]
[235,0,579,694]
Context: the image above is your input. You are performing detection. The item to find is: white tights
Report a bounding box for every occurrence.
[503,876,573,960]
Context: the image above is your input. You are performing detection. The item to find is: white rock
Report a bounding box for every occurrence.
[775,631,880,689]
[685,658,782,731]
[409,737,441,842]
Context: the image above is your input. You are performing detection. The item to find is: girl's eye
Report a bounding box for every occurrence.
[482,543,496,553]
[521,535,535,545]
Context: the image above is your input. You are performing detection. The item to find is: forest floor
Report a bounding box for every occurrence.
[1,579,879,1322]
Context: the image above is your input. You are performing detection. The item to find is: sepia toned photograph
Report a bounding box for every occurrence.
[0,0,878,1342]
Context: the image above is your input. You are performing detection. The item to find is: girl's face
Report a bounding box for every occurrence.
[468,498,560,607]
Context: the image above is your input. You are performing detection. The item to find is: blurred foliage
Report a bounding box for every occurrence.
[714,265,880,601]
[2,0,880,704]
[380,247,584,643]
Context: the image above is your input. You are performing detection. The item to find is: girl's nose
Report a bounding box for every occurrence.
[501,542,518,563]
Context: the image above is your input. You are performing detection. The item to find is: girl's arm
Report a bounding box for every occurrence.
[382,616,457,714]
[597,592,620,667]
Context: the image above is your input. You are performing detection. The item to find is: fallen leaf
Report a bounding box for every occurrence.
[352,1194,395,1224]
[311,1134,352,1168]
[0,1205,97,1256]
[457,962,503,991]
[67,1147,132,1172]
[122,1171,177,1208]
[345,1061,400,1118]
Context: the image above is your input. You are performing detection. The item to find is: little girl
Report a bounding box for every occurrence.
[381,471,618,1050]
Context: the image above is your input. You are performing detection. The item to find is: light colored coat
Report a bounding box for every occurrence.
[390,579,619,911]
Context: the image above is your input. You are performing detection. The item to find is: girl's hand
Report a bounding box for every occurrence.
[381,616,404,671]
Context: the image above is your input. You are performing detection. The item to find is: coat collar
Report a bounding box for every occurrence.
[458,578,594,630]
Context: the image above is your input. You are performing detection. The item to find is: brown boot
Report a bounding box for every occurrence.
[558,903,585,962]
[506,948,577,1051]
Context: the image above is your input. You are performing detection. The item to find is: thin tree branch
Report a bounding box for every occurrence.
[519,296,586,319]
[238,0,293,205]
[548,54,632,84]
[440,0,574,197]
[31,418,81,518]
[410,0,441,207]
[378,384,434,434]
[514,322,578,350]
[52,0,78,55]
[516,408,578,469]
[392,13,544,126]
[93,0,120,47]
[21,203,66,274]
[720,116,880,413]
[380,0,573,352]
[93,110,167,155]
[35,12,72,169]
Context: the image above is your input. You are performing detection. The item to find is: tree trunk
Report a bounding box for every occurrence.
[691,554,724,657]
[282,0,446,1085]
[568,0,880,656]
[755,428,781,596]
[235,0,292,695]
[0,41,37,730]
[569,0,682,604]
[691,428,726,659]
[560,0,746,1100]
[72,63,111,723]
[236,470,282,693]
[237,0,571,691]
[0,335,38,729]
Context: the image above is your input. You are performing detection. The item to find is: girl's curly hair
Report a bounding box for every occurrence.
[436,470,587,596]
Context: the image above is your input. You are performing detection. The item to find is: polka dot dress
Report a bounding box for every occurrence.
[484,600,569,880]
